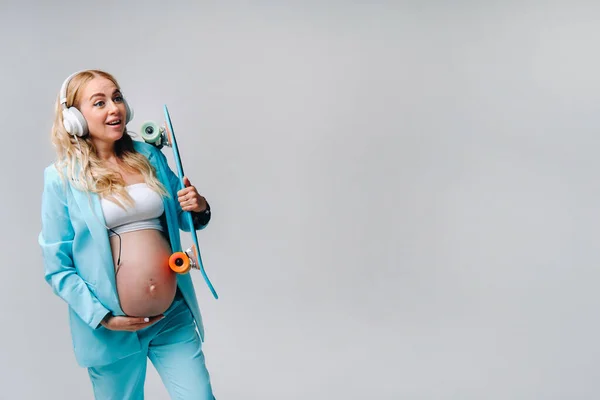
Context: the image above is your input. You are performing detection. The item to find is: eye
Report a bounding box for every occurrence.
[93,100,105,107]
[114,95,124,103]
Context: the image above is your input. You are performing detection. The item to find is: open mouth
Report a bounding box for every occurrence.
[107,119,122,126]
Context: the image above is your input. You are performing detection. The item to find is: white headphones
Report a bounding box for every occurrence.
[60,70,134,137]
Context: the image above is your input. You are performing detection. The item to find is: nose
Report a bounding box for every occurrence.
[108,100,120,114]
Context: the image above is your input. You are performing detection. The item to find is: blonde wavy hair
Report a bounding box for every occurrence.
[51,70,168,208]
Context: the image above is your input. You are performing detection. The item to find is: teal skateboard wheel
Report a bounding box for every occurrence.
[140,121,162,144]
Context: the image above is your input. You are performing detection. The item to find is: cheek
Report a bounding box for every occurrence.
[80,108,97,124]
[81,111,107,136]
[85,112,105,127]
[119,104,128,120]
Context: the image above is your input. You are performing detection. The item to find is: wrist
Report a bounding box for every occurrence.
[195,201,210,214]
[100,312,113,327]
[192,202,211,226]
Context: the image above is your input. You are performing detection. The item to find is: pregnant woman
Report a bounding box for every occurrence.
[38,69,216,399]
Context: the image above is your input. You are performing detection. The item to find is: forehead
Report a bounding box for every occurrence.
[80,76,119,97]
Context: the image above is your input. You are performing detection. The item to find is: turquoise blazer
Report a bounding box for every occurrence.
[38,140,209,368]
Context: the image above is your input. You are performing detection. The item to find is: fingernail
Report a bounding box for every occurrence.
[144,317,149,322]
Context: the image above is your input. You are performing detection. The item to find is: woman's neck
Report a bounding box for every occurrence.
[94,141,118,163]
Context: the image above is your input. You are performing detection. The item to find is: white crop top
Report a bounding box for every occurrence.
[100,183,165,236]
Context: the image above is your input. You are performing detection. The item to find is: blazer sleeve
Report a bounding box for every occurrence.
[38,167,111,329]
[154,149,211,232]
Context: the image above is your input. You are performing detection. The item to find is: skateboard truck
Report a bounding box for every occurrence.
[140,121,171,149]
[169,246,200,274]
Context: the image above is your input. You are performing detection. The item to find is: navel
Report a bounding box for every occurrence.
[148,278,157,295]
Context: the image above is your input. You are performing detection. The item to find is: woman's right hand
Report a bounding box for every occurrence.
[100,314,164,331]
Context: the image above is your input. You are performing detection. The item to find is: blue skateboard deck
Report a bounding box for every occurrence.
[140,105,218,299]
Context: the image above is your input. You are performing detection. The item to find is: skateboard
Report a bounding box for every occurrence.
[140,105,218,300]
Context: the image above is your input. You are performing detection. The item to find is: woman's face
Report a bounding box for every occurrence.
[77,76,127,146]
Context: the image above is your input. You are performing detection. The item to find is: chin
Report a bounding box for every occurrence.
[112,130,126,140]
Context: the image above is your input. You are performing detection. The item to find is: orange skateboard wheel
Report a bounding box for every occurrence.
[169,252,191,274]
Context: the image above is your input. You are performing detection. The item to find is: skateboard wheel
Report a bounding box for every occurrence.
[169,252,191,274]
[140,121,162,144]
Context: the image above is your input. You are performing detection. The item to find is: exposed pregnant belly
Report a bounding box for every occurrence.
[109,229,177,317]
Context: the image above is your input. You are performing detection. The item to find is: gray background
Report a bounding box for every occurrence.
[1,1,599,399]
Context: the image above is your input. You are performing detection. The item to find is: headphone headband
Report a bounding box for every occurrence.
[59,70,85,107]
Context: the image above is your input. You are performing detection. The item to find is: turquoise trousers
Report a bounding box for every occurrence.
[87,293,215,399]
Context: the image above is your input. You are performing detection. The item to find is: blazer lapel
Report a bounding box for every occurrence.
[69,184,119,303]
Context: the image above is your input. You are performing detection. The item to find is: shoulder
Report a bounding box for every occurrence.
[41,163,70,201]
[43,163,64,185]
[132,139,158,156]
[43,163,58,178]
[132,139,167,163]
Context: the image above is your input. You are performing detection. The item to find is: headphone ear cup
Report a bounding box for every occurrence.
[124,98,134,124]
[62,107,88,137]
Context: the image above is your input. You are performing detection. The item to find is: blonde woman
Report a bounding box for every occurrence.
[39,70,216,399]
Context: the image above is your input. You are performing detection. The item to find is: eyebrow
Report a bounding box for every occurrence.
[89,89,121,101]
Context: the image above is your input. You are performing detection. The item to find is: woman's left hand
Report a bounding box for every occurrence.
[178,176,208,213]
